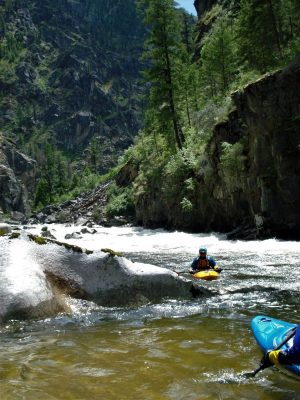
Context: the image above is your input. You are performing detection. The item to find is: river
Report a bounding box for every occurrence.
[1,225,300,399]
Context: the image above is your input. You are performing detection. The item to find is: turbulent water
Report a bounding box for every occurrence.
[1,225,300,399]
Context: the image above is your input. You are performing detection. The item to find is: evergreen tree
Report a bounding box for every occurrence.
[176,12,198,127]
[199,15,237,98]
[89,136,101,173]
[43,143,57,203]
[138,0,185,150]
[34,143,70,207]
[180,12,195,55]
[34,177,50,208]
[279,0,300,59]
[56,153,68,195]
[237,0,283,72]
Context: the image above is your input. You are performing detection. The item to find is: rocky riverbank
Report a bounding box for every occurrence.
[28,181,135,227]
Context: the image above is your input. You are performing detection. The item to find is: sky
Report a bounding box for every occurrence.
[176,0,197,15]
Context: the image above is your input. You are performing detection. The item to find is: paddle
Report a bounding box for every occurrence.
[244,326,297,378]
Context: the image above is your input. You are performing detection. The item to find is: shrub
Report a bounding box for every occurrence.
[105,184,134,217]
[220,140,245,174]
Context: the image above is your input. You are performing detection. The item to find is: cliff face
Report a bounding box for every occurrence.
[193,0,218,18]
[208,60,300,239]
[0,0,145,216]
[0,0,144,170]
[0,135,36,218]
[134,60,300,240]
[193,0,218,59]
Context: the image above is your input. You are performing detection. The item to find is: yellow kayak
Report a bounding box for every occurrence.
[192,270,220,281]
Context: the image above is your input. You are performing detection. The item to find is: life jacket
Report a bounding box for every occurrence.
[197,256,210,270]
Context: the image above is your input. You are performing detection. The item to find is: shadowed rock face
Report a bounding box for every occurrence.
[193,0,217,18]
[0,232,206,322]
[0,136,36,216]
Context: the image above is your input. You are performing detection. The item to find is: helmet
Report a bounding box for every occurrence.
[199,247,207,253]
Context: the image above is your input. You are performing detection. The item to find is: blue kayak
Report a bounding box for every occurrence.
[251,315,300,377]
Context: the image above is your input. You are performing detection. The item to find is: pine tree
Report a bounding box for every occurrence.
[43,143,57,203]
[237,0,283,72]
[278,0,300,60]
[138,0,185,150]
[89,136,101,173]
[199,15,237,98]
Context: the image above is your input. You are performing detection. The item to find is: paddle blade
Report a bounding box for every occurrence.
[243,366,264,378]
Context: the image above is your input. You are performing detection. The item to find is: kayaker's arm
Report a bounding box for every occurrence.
[244,326,297,378]
[267,324,300,365]
[190,258,198,271]
[208,256,217,269]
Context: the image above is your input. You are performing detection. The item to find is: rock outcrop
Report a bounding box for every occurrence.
[219,61,300,239]
[0,231,205,322]
[133,60,300,240]
[193,0,218,18]
[0,135,36,218]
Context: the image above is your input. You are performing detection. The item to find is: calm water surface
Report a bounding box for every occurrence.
[1,225,300,399]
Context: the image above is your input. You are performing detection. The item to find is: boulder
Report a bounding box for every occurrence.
[0,223,12,234]
[0,233,206,322]
[0,235,68,321]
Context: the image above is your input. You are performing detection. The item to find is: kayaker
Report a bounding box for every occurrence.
[265,324,300,366]
[190,247,217,273]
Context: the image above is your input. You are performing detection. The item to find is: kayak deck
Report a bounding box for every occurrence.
[192,270,220,281]
[251,315,300,377]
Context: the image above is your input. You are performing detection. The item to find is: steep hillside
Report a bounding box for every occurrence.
[0,0,145,216]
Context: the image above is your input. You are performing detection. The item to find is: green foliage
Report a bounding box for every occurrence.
[0,59,17,84]
[0,28,26,85]
[236,0,300,73]
[87,136,102,173]
[84,0,145,52]
[4,0,13,12]
[180,197,193,212]
[199,14,238,98]
[0,32,26,63]
[162,149,197,205]
[9,232,21,239]
[138,0,187,150]
[33,142,74,209]
[28,234,47,245]
[192,97,233,141]
[105,183,134,217]
[124,130,172,199]
[283,36,300,63]
[220,140,245,174]
[236,0,281,72]
[34,177,50,208]
[197,0,300,99]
